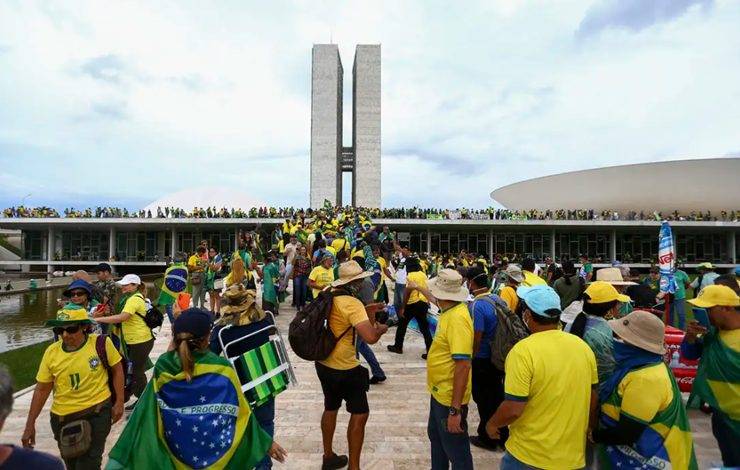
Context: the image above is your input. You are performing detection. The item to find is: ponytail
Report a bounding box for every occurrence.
[174,332,203,381]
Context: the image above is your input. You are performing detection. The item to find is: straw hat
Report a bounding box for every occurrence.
[594,267,637,286]
[428,269,469,302]
[331,260,373,287]
[608,310,666,355]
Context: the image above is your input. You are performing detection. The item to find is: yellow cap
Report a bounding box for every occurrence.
[688,285,739,308]
[45,306,92,327]
[584,281,631,304]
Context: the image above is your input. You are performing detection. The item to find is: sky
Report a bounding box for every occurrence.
[1,0,739,211]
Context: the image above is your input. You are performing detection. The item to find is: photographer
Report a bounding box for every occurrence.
[354,256,388,385]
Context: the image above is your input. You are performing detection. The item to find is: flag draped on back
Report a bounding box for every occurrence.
[106,350,272,470]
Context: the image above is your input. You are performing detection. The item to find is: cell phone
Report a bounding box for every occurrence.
[692,308,710,328]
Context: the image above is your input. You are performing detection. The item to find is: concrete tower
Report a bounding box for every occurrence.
[310,44,381,208]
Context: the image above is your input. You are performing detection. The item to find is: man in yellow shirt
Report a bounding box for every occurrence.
[499,264,524,312]
[315,261,389,470]
[424,269,474,470]
[521,258,547,287]
[487,285,598,469]
[388,257,433,358]
[22,307,124,469]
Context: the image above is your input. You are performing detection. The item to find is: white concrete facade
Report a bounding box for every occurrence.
[352,45,382,208]
[310,44,343,208]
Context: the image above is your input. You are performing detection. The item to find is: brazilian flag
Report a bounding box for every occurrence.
[106,350,272,469]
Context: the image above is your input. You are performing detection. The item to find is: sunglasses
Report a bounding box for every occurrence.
[69,290,88,297]
[53,325,82,335]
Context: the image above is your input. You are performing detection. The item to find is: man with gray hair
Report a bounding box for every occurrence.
[0,366,63,469]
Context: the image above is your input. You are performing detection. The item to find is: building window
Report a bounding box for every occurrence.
[554,232,609,262]
[23,231,45,260]
[60,231,109,261]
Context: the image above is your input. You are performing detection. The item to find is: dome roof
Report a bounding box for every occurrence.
[491,158,740,213]
[143,186,266,212]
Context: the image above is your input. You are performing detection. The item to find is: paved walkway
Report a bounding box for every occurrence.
[1,302,723,468]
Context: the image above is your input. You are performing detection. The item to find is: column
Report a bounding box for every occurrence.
[235,228,240,252]
[46,227,55,280]
[729,231,737,264]
[426,229,431,254]
[550,229,556,260]
[610,229,617,263]
[171,228,177,258]
[489,229,494,261]
[108,227,116,261]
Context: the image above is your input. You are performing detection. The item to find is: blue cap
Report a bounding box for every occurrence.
[174,308,213,337]
[516,285,562,318]
[63,279,94,298]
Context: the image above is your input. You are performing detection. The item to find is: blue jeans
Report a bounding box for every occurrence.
[501,452,540,469]
[671,298,686,330]
[393,283,405,312]
[427,397,473,470]
[253,398,275,469]
[357,338,385,379]
[293,274,308,308]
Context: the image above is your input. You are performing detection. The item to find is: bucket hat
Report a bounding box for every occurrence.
[62,279,94,299]
[331,260,373,287]
[503,264,524,283]
[45,306,93,327]
[608,310,666,355]
[219,284,265,326]
[594,267,637,286]
[428,268,469,302]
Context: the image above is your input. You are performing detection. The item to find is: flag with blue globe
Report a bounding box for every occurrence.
[106,350,271,470]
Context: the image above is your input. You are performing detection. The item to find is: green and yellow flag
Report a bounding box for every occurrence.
[106,350,271,469]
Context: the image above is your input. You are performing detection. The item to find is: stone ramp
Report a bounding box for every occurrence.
[1,304,722,468]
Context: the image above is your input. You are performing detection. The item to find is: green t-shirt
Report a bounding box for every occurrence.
[674,269,689,300]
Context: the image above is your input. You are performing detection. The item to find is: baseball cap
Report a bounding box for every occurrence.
[516,285,561,317]
[584,281,631,304]
[116,274,142,286]
[93,262,112,273]
[174,308,213,337]
[687,285,739,308]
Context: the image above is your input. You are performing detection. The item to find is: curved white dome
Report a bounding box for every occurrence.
[143,186,266,212]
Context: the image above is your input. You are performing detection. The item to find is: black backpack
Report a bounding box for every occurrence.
[96,335,133,404]
[477,295,529,371]
[132,293,164,330]
[288,289,353,361]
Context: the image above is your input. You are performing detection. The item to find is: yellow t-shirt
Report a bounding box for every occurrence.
[500,285,519,312]
[36,334,122,416]
[377,256,387,280]
[406,271,428,304]
[309,265,335,298]
[426,302,473,406]
[504,330,597,469]
[121,294,153,345]
[522,271,547,287]
[601,363,696,470]
[319,295,369,370]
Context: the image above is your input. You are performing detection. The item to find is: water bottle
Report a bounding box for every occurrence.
[669,351,680,368]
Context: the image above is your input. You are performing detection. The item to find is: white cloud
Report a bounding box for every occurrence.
[0,0,739,210]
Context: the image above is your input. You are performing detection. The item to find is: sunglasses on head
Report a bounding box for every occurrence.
[53,324,82,335]
[69,290,88,297]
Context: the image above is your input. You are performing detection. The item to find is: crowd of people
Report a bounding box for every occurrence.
[3,206,739,469]
[3,204,739,222]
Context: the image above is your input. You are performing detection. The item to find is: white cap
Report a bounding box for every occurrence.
[116,274,142,286]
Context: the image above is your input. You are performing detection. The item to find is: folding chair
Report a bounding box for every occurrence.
[217,311,297,407]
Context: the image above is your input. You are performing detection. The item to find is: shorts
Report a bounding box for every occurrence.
[315,362,369,414]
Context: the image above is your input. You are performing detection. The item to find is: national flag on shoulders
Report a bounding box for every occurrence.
[106,350,272,470]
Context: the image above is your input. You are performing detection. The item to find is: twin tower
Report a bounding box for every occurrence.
[310,44,381,208]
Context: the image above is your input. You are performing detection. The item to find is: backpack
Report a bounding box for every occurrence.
[479,295,529,371]
[96,335,133,404]
[288,289,353,361]
[132,293,164,330]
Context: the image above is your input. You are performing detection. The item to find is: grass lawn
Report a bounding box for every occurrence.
[0,340,52,391]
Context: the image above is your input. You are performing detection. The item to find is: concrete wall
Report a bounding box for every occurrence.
[310,45,343,208]
[352,45,382,208]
